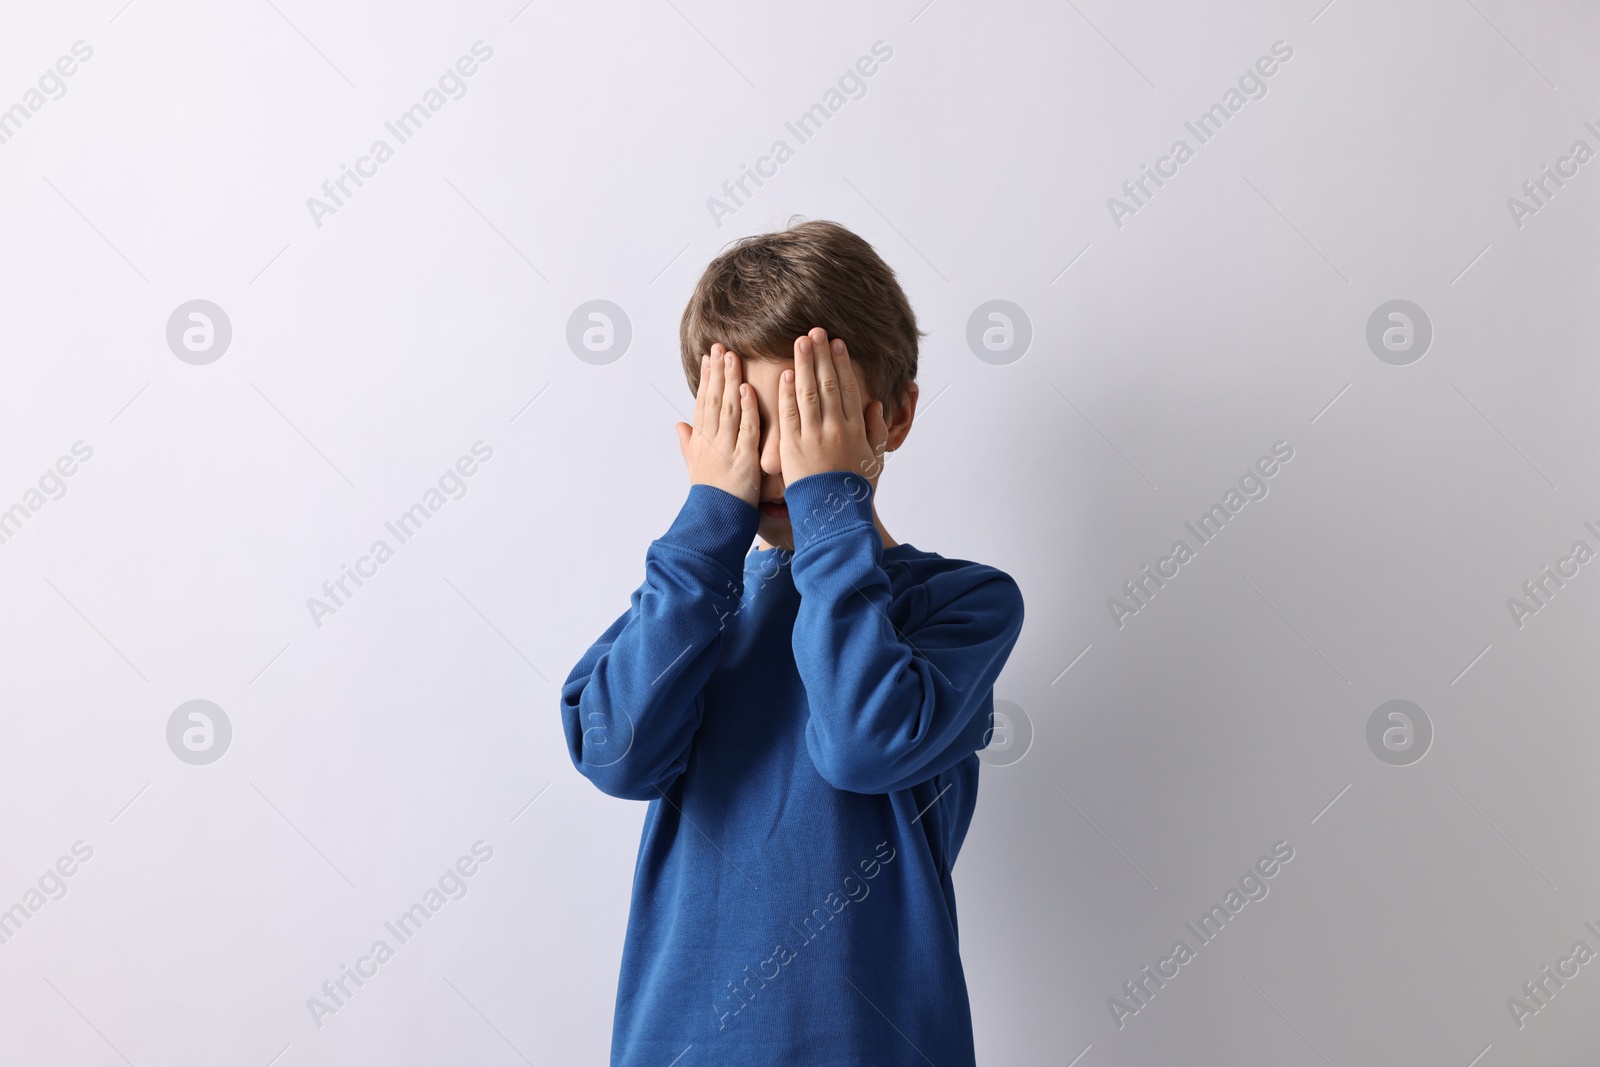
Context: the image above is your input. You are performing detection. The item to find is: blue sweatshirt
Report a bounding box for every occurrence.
[559,469,1025,1066]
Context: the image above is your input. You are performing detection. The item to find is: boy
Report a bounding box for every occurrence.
[559,219,1025,1065]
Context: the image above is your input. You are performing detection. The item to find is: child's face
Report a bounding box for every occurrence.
[735,352,881,543]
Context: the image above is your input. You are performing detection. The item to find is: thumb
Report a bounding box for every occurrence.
[676,421,691,463]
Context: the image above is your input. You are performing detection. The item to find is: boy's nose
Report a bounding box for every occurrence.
[759,418,782,476]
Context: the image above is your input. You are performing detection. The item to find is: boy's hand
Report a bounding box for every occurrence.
[778,328,890,494]
[676,343,762,508]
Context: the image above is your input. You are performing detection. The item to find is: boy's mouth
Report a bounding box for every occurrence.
[759,498,788,520]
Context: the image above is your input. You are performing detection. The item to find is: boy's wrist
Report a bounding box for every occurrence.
[656,483,761,578]
[785,470,876,555]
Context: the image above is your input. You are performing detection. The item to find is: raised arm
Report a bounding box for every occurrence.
[561,344,763,799]
[559,484,758,799]
[785,470,1026,795]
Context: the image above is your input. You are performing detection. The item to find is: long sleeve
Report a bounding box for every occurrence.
[559,484,759,800]
[784,470,1026,795]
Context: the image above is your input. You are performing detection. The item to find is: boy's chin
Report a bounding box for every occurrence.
[757,520,793,552]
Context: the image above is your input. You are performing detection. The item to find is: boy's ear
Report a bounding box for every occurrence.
[882,382,918,451]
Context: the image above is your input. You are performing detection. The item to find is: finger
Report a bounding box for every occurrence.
[694,352,707,425]
[779,363,801,443]
[735,381,760,470]
[696,346,721,429]
[809,328,843,427]
[793,333,820,433]
[831,337,859,427]
[719,350,743,448]
[855,401,887,483]
[703,346,726,435]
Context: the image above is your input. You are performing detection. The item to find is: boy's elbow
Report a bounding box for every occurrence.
[566,734,674,800]
[806,698,993,795]
[567,739,678,800]
[560,689,651,799]
[811,758,884,794]
[559,684,693,801]
[575,763,662,801]
[806,741,904,795]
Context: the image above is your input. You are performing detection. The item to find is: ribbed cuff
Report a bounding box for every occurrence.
[785,470,876,555]
[656,484,761,577]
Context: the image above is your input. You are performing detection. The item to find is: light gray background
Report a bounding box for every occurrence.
[1,0,1597,1064]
